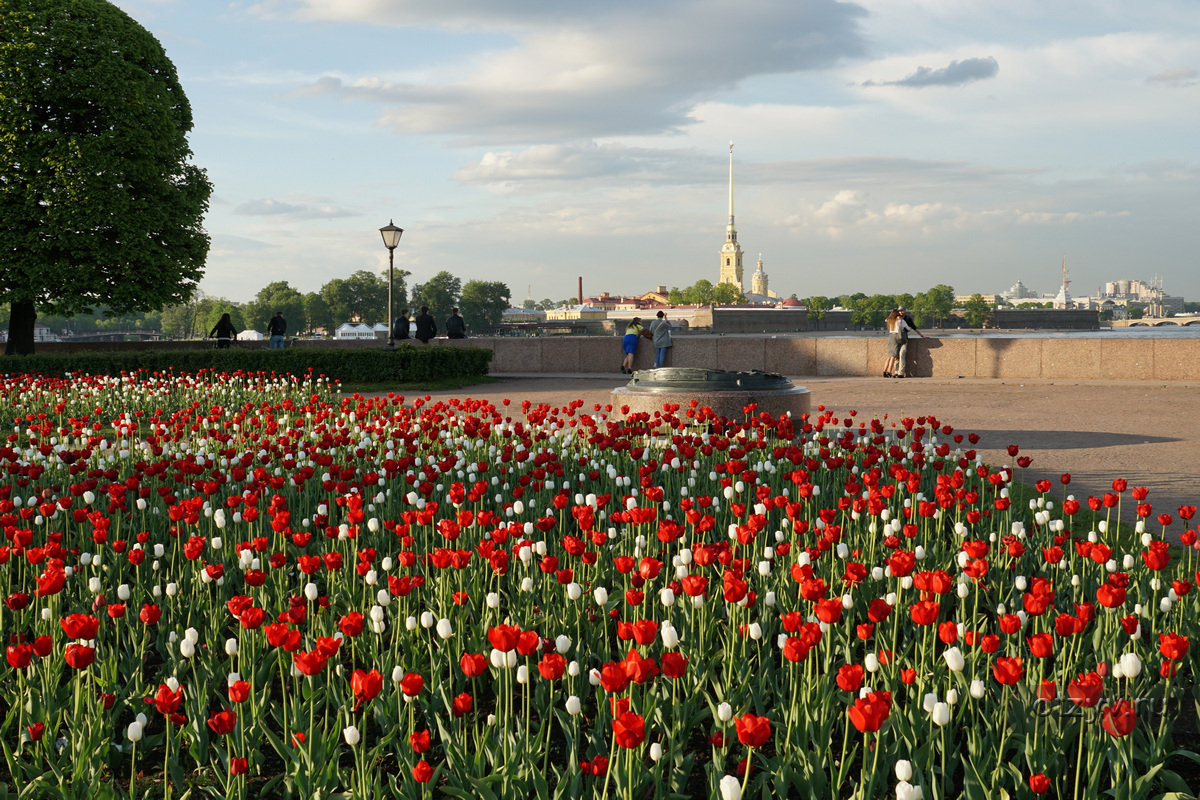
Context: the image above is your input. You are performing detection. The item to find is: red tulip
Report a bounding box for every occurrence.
[1160,633,1189,661]
[836,664,864,693]
[409,729,431,754]
[782,637,810,663]
[734,713,771,747]
[149,683,183,715]
[412,760,433,783]
[661,651,689,678]
[139,604,162,625]
[992,657,1024,686]
[64,643,95,670]
[26,723,44,742]
[400,672,425,697]
[293,649,328,676]
[909,600,939,626]
[207,710,237,736]
[1067,672,1104,708]
[848,691,892,733]
[1027,633,1054,659]
[451,692,473,717]
[60,614,100,641]
[612,711,646,749]
[460,652,488,677]
[228,680,251,704]
[1029,773,1051,794]
[351,669,383,711]
[229,757,248,776]
[487,624,519,652]
[538,653,566,680]
[6,644,32,670]
[1102,699,1136,737]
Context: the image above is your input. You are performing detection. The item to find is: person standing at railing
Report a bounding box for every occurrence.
[209,313,238,350]
[649,310,672,368]
[267,311,287,349]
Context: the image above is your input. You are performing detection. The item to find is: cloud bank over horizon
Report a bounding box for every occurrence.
[116,0,1200,303]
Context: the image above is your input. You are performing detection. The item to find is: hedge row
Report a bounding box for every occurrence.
[0,344,493,384]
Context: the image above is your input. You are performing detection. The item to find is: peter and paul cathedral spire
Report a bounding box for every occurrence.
[718,141,744,289]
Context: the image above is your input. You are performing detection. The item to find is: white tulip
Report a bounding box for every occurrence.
[127,721,143,742]
[895,760,913,781]
[719,775,743,800]
[932,702,950,726]
[970,679,986,699]
[943,647,965,673]
[717,702,732,722]
[343,725,360,746]
[566,695,582,715]
[436,618,454,639]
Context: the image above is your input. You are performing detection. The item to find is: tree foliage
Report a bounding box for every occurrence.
[961,293,994,328]
[681,280,715,306]
[413,271,462,324]
[912,284,955,327]
[458,280,511,331]
[244,281,305,335]
[803,296,831,322]
[321,270,390,326]
[711,282,747,305]
[0,0,211,353]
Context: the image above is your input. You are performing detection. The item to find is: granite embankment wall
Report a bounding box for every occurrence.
[25,335,1194,381]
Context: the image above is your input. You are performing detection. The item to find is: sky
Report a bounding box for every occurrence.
[113,0,1200,305]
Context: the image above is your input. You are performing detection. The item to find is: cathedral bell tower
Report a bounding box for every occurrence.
[718,141,744,289]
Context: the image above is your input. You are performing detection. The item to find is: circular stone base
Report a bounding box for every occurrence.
[610,368,810,422]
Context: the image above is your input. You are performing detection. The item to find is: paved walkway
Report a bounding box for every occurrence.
[411,373,1200,540]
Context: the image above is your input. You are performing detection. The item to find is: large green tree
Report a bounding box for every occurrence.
[302,291,332,335]
[413,271,462,324]
[912,284,955,328]
[961,293,993,328]
[458,280,510,331]
[803,296,831,322]
[711,282,747,305]
[321,270,391,326]
[682,279,715,306]
[0,0,211,354]
[244,281,305,335]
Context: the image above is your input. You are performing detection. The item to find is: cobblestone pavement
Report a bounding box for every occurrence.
[402,374,1200,541]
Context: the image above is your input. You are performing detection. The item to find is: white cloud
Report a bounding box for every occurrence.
[1145,67,1197,87]
[275,0,868,143]
[233,197,358,219]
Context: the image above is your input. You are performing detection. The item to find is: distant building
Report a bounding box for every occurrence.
[1002,278,1037,301]
[503,308,546,324]
[0,324,60,343]
[955,294,1003,306]
[545,305,608,321]
[718,142,745,291]
[334,322,387,340]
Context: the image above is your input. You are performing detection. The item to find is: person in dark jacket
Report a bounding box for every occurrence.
[267,311,287,349]
[208,313,238,349]
[393,308,410,341]
[445,307,467,339]
[414,306,437,343]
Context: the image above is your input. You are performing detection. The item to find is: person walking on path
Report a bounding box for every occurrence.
[445,307,467,339]
[209,313,238,350]
[620,317,648,374]
[414,306,437,343]
[267,311,287,349]
[393,309,410,342]
[649,310,672,368]
[895,305,925,378]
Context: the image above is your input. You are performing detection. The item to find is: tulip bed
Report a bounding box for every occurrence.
[0,369,1197,799]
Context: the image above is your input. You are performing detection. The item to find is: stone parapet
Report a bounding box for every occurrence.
[17,335,1198,382]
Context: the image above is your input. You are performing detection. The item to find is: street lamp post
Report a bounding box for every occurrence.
[379,221,404,349]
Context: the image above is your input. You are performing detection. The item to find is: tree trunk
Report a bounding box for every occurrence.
[4,301,37,355]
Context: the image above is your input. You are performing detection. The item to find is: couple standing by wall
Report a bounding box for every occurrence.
[884,306,925,378]
[621,310,672,373]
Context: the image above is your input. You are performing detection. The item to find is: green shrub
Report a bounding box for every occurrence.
[0,344,492,383]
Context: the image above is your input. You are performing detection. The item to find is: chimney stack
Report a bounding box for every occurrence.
[577,277,583,305]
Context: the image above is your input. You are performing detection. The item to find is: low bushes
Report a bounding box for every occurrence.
[0,344,492,383]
